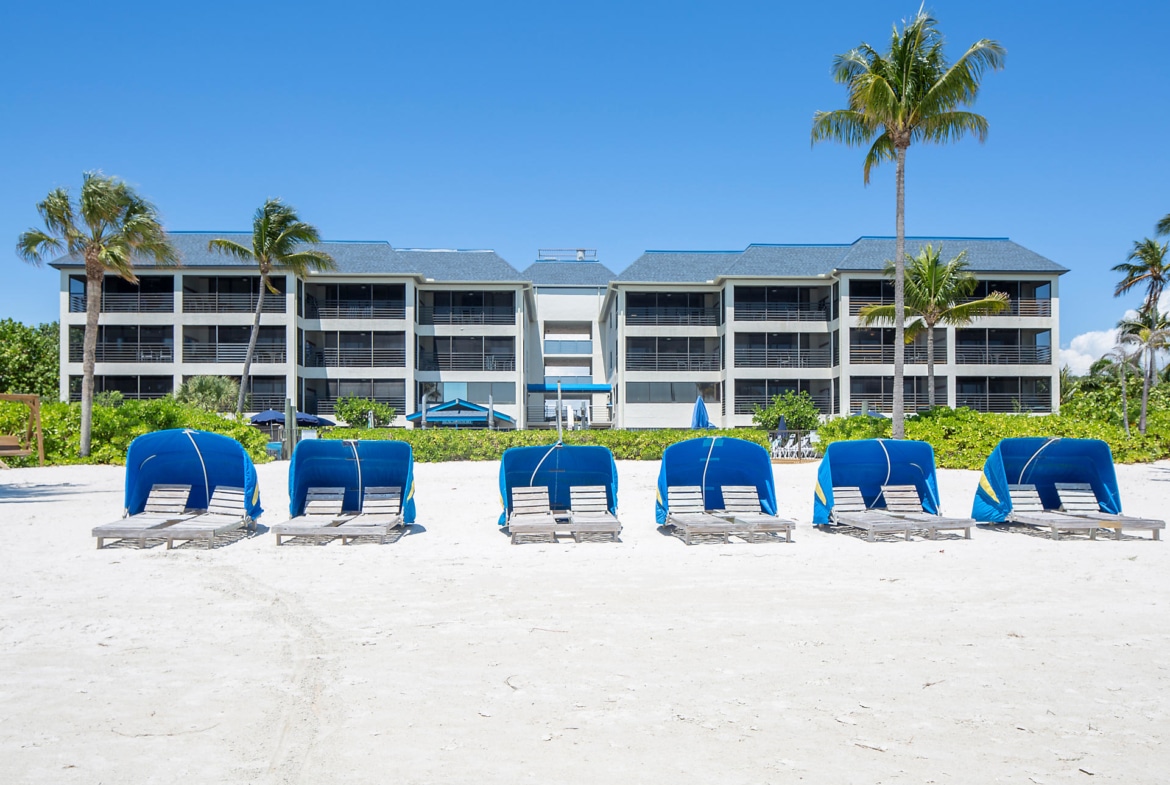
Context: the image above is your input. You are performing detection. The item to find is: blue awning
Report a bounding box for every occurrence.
[406,398,515,423]
[525,383,612,393]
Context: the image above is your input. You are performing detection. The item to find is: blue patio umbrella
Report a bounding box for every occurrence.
[250,409,335,427]
[691,396,713,429]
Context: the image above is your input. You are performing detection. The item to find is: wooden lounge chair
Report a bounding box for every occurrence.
[337,486,405,545]
[666,486,739,545]
[879,484,975,540]
[717,485,795,542]
[829,486,913,542]
[1053,483,1164,541]
[507,486,559,544]
[93,484,195,548]
[162,486,250,549]
[1006,484,1102,540]
[272,487,351,545]
[567,485,622,542]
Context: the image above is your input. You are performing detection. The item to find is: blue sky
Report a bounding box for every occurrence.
[2,1,1166,370]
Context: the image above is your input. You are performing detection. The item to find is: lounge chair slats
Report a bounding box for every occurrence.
[273,487,351,545]
[1007,485,1103,540]
[338,486,405,545]
[879,484,975,540]
[93,484,195,548]
[829,486,913,542]
[567,485,621,542]
[163,486,249,549]
[508,486,559,544]
[1053,483,1164,541]
[666,486,739,545]
[717,485,795,543]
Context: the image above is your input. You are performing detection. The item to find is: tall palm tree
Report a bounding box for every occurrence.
[208,199,335,415]
[812,11,1005,437]
[1118,309,1170,434]
[1102,345,1139,436]
[16,172,177,456]
[1112,238,1169,315]
[858,244,1009,408]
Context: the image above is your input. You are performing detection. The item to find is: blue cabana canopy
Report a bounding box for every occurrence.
[655,437,776,525]
[972,437,1121,522]
[288,439,416,522]
[498,443,618,525]
[124,429,262,519]
[813,438,939,524]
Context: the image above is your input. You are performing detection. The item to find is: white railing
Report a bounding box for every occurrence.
[625,353,721,371]
[733,393,832,415]
[69,343,174,363]
[305,348,406,368]
[417,306,515,325]
[956,393,1052,413]
[849,345,945,364]
[954,346,1052,365]
[69,293,174,313]
[182,293,285,313]
[311,300,406,320]
[417,353,516,371]
[733,348,832,368]
[625,307,719,326]
[183,343,287,363]
[734,303,830,322]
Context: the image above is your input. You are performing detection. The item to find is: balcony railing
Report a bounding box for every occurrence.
[626,307,720,326]
[304,347,407,368]
[961,297,1052,317]
[543,339,593,354]
[846,393,937,414]
[956,393,1052,413]
[955,346,1052,365]
[733,348,832,368]
[308,300,406,320]
[182,293,286,313]
[315,396,406,417]
[70,389,171,402]
[734,393,832,415]
[245,393,289,411]
[849,345,945,364]
[183,343,288,364]
[848,297,893,316]
[417,305,515,325]
[626,353,722,372]
[526,403,613,426]
[733,302,830,322]
[69,292,174,313]
[68,343,174,363]
[417,353,516,371]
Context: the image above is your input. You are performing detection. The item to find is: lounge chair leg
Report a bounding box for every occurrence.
[96,538,103,549]
[964,527,971,539]
[1116,527,1122,541]
[1090,528,1096,541]
[1155,529,1161,541]
[1051,526,1060,541]
[904,528,911,541]
[867,530,875,542]
[275,534,282,546]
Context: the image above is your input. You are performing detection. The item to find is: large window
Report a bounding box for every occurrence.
[417,381,515,405]
[625,381,721,404]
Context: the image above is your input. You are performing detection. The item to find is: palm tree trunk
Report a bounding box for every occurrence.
[1140,348,1151,434]
[236,279,267,416]
[892,145,907,438]
[926,324,935,408]
[80,256,101,457]
[1119,361,1130,436]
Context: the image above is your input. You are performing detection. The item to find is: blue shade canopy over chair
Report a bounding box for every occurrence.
[655,437,776,525]
[124,429,262,519]
[972,437,1122,523]
[498,443,618,525]
[812,438,940,524]
[288,439,416,522]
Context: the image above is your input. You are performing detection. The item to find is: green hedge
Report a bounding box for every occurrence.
[0,397,270,467]
[319,427,770,462]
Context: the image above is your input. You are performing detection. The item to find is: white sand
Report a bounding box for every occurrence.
[1,458,1169,783]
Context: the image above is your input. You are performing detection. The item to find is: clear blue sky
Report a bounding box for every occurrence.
[2,0,1166,367]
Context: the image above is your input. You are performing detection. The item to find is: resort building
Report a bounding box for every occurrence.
[51,233,1064,428]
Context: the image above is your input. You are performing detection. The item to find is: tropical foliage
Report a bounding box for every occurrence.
[1112,238,1169,314]
[333,395,396,428]
[751,390,822,432]
[0,319,59,399]
[176,375,240,413]
[1117,309,1170,434]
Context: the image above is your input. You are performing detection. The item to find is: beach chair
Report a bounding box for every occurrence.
[337,486,405,545]
[567,485,621,542]
[272,487,351,545]
[93,484,195,548]
[829,486,913,542]
[879,484,975,540]
[1006,484,1102,540]
[507,486,559,544]
[162,486,250,549]
[666,486,739,545]
[717,485,795,542]
[1052,483,1164,541]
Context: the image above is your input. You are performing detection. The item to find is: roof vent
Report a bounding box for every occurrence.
[537,248,597,262]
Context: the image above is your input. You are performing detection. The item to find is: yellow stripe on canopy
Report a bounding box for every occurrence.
[815,482,826,505]
[979,472,999,504]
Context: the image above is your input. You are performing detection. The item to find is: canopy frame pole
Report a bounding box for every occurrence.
[348,439,362,511]
[1017,436,1060,485]
[184,429,210,510]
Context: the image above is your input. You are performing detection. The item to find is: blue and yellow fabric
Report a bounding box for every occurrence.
[813,438,940,524]
[288,439,416,522]
[972,437,1121,522]
[497,443,618,525]
[123,429,263,519]
[655,436,776,525]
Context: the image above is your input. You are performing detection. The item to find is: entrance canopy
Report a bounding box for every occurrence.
[972,437,1121,522]
[813,439,939,524]
[405,398,514,427]
[498,443,618,525]
[288,439,416,522]
[655,437,775,524]
[124,429,262,519]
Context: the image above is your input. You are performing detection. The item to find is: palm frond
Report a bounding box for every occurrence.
[811,109,876,147]
[914,111,990,146]
[208,238,256,262]
[918,38,1006,116]
[15,229,62,265]
[862,133,895,183]
[1157,213,1170,236]
[276,250,337,276]
[941,292,1010,323]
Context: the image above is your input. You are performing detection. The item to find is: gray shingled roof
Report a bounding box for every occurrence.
[392,249,522,282]
[723,244,849,278]
[837,237,1067,273]
[522,261,616,286]
[616,251,739,283]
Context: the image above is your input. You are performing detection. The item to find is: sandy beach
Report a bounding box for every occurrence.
[2,458,1169,784]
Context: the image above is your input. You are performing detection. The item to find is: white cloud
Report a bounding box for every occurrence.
[1062,328,1119,375]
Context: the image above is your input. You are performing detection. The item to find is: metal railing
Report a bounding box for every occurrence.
[954,346,1052,365]
[961,297,1052,317]
[625,353,722,372]
[849,345,945,364]
[304,347,406,368]
[68,343,174,363]
[183,343,288,364]
[848,297,893,316]
[543,339,593,354]
[182,293,286,313]
[733,302,830,322]
[308,300,406,320]
[68,292,174,313]
[625,306,720,326]
[417,305,515,325]
[70,389,171,402]
[417,352,516,371]
[526,403,613,425]
[733,348,832,368]
[956,393,1052,413]
[315,396,406,417]
[847,394,937,414]
[734,393,832,415]
[245,393,290,411]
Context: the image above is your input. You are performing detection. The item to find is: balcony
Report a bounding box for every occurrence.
[308,300,406,320]
[315,396,406,417]
[848,297,893,316]
[849,345,945,364]
[961,297,1052,317]
[543,339,593,355]
[304,348,406,368]
[69,292,174,313]
[846,393,937,414]
[183,344,288,364]
[526,403,613,426]
[183,293,285,314]
[626,353,721,372]
[70,389,171,402]
[626,307,719,326]
[245,393,290,411]
[734,392,832,416]
[417,353,516,372]
[417,305,515,326]
[68,343,174,363]
[733,302,830,322]
[956,393,1052,413]
[955,346,1052,365]
[734,348,832,369]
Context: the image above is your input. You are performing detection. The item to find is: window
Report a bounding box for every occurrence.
[625,382,722,403]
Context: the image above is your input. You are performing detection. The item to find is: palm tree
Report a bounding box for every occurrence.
[1156,213,1170,237]
[1112,238,1169,315]
[858,244,1009,408]
[812,10,1005,437]
[1101,346,1140,436]
[16,172,177,456]
[209,199,336,415]
[1118,309,1170,434]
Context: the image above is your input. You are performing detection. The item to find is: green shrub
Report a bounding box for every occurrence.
[93,390,124,408]
[751,390,822,431]
[332,395,396,427]
[176,375,239,412]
